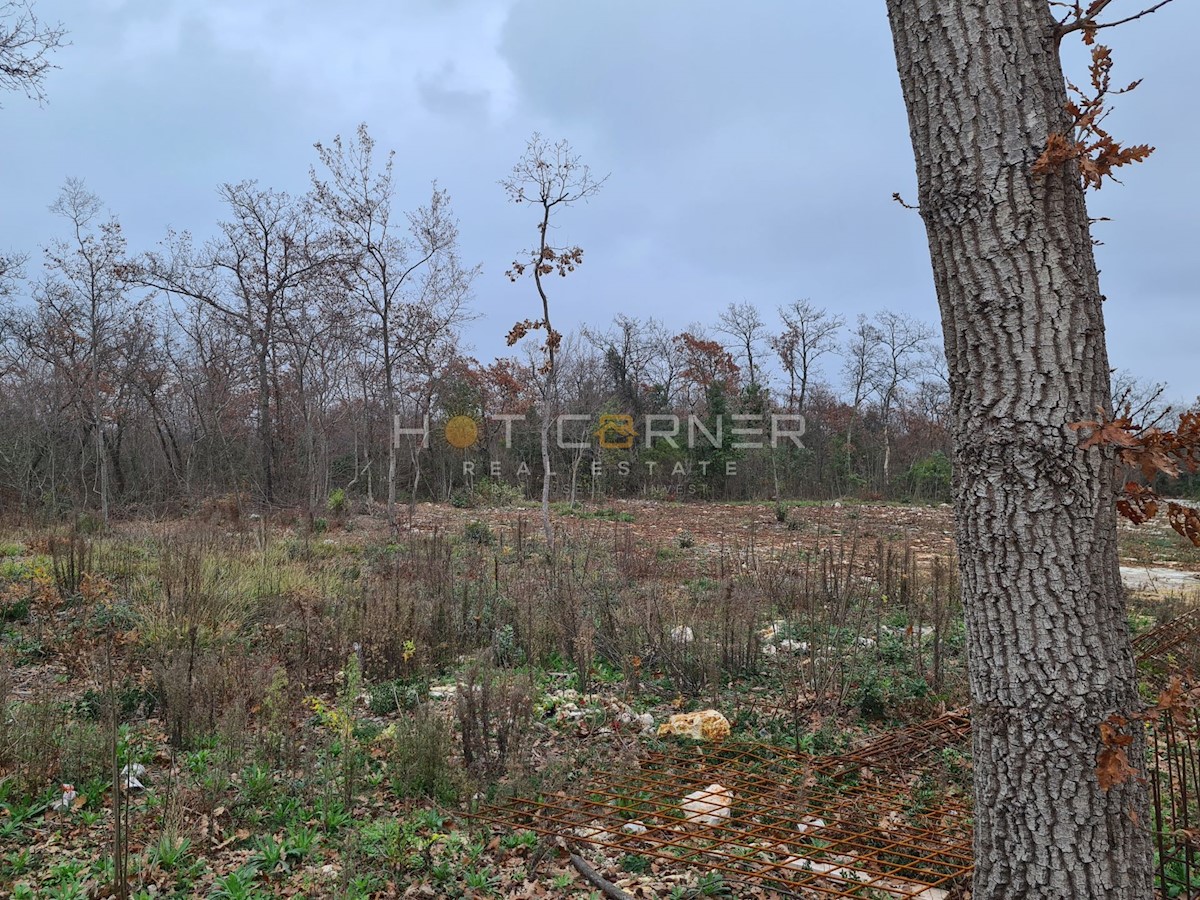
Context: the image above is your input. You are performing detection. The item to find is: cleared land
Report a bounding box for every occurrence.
[1,501,1197,898]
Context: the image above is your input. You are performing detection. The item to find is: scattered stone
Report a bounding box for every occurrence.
[780,850,949,899]
[121,763,146,790]
[759,620,787,642]
[669,625,694,644]
[680,783,733,827]
[795,815,826,834]
[52,783,77,812]
[575,823,615,843]
[657,709,731,741]
[781,855,850,877]
[615,708,655,733]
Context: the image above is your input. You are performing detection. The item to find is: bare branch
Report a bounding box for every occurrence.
[0,0,68,106]
[0,249,25,297]
[568,852,633,900]
[1058,0,1175,37]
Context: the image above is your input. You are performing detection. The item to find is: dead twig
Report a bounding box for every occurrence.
[566,848,634,900]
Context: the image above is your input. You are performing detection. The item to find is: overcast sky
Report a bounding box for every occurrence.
[3,1,1197,400]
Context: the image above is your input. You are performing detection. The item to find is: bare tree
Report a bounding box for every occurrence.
[140,182,339,504]
[0,1,66,105]
[165,303,249,499]
[26,180,136,523]
[502,133,606,551]
[716,300,768,389]
[0,251,23,374]
[311,123,476,527]
[399,281,473,521]
[555,334,608,505]
[1112,367,1168,428]
[0,249,23,294]
[888,1,1161,894]
[841,314,882,470]
[276,276,354,521]
[642,318,684,411]
[583,314,658,417]
[868,309,935,489]
[772,299,844,412]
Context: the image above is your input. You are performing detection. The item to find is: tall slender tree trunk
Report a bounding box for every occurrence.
[256,338,274,504]
[383,309,397,528]
[94,410,109,524]
[361,373,374,504]
[535,212,555,553]
[539,385,554,548]
[91,306,109,525]
[881,420,891,494]
[387,403,398,525]
[886,3,1150,898]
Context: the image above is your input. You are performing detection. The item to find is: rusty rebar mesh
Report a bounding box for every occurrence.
[839,709,972,771]
[470,742,972,898]
[1134,607,1200,665]
[1147,708,1200,895]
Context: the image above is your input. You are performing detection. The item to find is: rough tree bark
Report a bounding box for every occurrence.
[886,2,1151,898]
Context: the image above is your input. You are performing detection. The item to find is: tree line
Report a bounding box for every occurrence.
[0,128,961,523]
[0,124,1174,525]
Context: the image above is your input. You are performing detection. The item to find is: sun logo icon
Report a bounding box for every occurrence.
[444,415,479,449]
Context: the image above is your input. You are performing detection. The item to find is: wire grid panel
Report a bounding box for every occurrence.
[1134,607,1200,665]
[1147,709,1200,897]
[474,742,972,898]
[840,708,972,771]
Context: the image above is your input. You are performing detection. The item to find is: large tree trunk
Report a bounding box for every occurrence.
[886,3,1151,898]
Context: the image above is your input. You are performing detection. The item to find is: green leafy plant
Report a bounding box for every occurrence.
[367,676,428,715]
[464,520,495,545]
[285,823,320,859]
[463,867,500,895]
[251,834,290,874]
[491,624,526,668]
[383,706,462,803]
[209,865,264,900]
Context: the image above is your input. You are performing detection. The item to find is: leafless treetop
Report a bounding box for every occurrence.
[1,0,68,106]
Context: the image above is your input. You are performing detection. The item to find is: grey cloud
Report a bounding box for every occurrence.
[417,65,492,119]
[1,0,1198,394]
